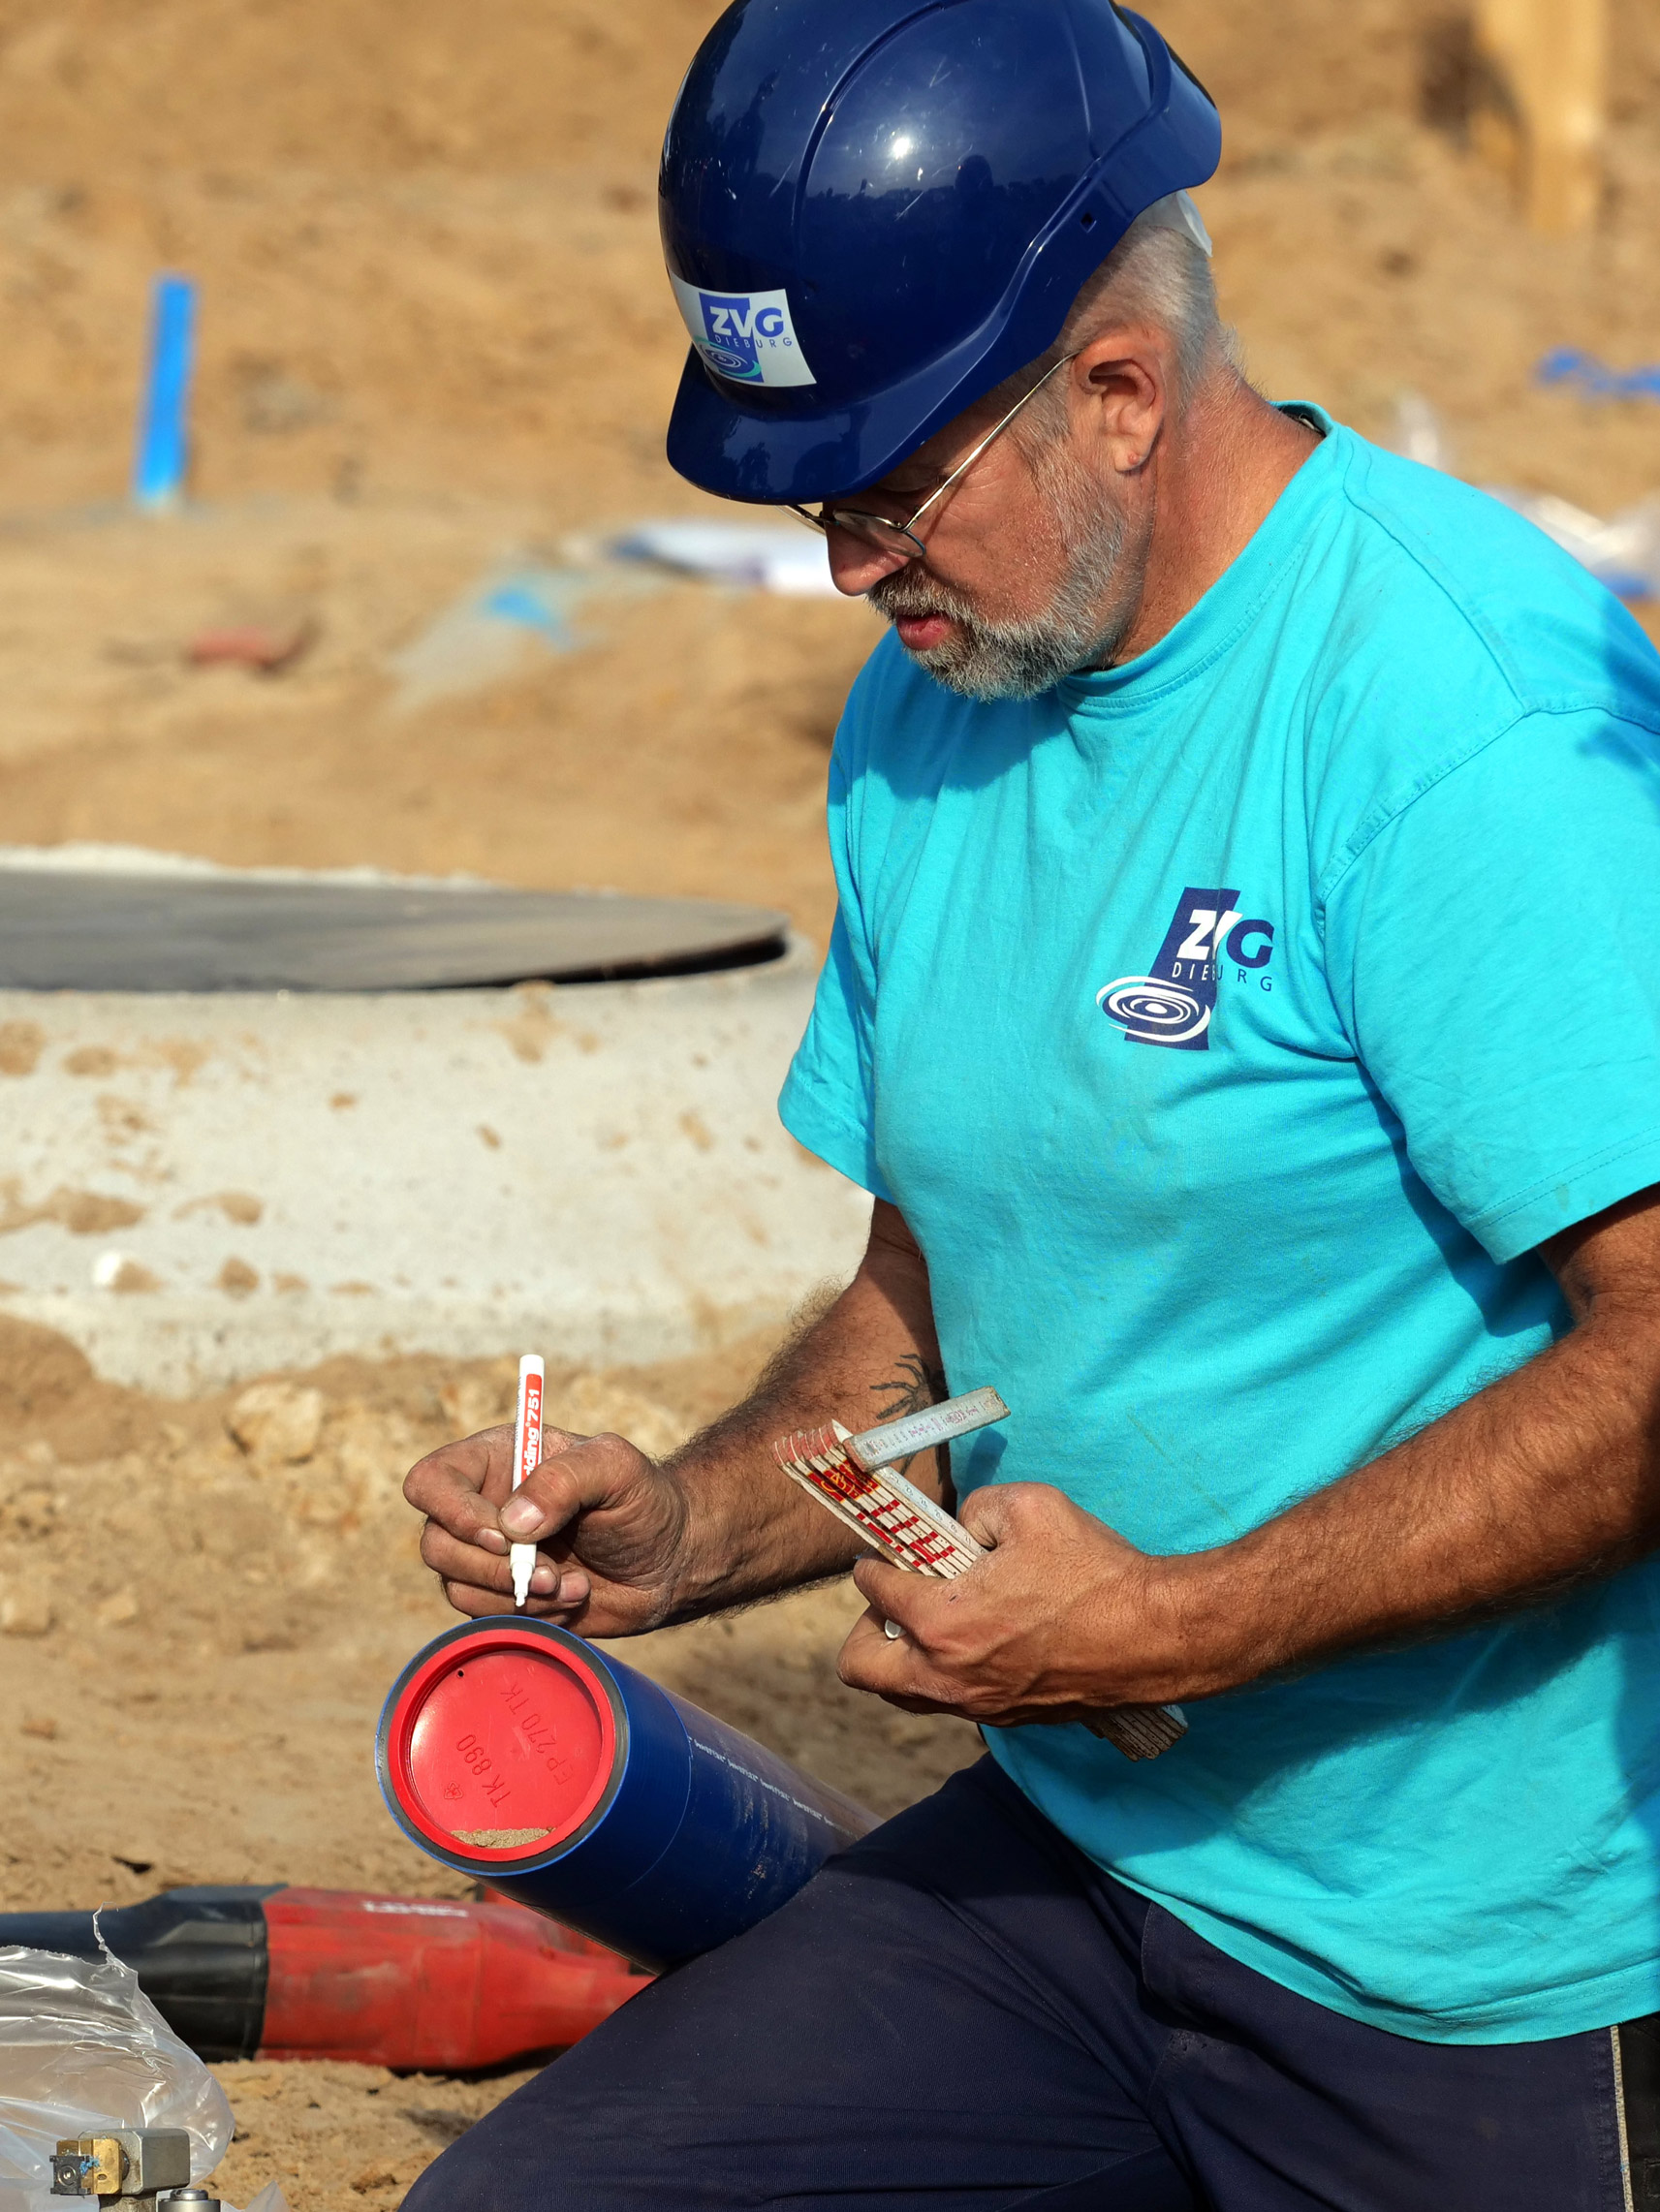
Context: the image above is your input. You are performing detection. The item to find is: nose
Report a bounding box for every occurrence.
[825,524,912,598]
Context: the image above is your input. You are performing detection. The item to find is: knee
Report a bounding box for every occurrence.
[403,2131,494,2212]
[401,2073,641,2212]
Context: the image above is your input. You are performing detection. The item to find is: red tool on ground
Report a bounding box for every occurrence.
[0,1885,652,2069]
[259,1886,652,2068]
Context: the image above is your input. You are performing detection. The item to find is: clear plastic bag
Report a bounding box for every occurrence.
[0,1946,234,2212]
[1484,488,1660,602]
[1386,392,1660,602]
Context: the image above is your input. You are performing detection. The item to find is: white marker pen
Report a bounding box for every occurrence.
[510,1354,545,1610]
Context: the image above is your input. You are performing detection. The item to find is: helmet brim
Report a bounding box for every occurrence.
[665,350,958,508]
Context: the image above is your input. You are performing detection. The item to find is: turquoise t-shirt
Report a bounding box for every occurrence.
[778,413,1660,2045]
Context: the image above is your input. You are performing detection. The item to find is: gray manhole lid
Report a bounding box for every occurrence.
[0,872,791,992]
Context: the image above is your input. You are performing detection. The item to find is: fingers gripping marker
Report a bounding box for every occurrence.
[511,1355,545,1609]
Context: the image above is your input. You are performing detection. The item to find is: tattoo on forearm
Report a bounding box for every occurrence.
[868,1353,946,1425]
[866,1354,949,1480]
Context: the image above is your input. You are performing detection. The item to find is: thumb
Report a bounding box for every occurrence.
[499,1431,617,1540]
[851,1552,929,1626]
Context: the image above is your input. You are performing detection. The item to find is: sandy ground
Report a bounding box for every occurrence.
[0,1321,986,1909]
[0,0,1658,930]
[2,0,1659,2200]
[0,1317,982,2209]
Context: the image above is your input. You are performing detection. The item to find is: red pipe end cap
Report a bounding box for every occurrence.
[386,1624,618,1864]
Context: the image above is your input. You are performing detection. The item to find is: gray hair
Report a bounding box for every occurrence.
[1002,201,1231,444]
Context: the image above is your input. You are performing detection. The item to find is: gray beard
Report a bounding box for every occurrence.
[868,449,1145,702]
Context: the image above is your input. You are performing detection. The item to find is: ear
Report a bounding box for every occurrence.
[1069,330,1168,476]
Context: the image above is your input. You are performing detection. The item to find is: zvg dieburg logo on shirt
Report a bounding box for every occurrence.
[1097,885,1274,1052]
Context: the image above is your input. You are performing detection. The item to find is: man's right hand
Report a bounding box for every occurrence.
[403,1201,953,1636]
[403,1424,692,1636]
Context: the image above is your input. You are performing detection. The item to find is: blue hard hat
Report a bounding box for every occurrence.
[660,0,1220,506]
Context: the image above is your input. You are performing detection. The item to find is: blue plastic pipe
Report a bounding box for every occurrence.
[132,274,197,511]
[377,1617,876,1971]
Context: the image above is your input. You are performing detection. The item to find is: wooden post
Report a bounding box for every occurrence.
[1472,0,1607,234]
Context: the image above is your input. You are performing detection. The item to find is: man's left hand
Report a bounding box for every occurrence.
[837,1482,1199,1727]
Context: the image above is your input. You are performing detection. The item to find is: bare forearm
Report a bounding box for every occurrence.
[659,1199,947,1622]
[1163,1225,1660,1700]
[408,1199,947,1636]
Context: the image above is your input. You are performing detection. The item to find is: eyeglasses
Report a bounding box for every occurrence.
[786,352,1077,566]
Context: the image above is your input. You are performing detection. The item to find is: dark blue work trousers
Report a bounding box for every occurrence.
[410,1759,1660,2210]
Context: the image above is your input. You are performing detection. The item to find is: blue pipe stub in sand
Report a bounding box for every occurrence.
[133,273,197,512]
[376,1617,877,1972]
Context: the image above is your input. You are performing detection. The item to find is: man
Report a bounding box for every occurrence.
[404,0,1660,2202]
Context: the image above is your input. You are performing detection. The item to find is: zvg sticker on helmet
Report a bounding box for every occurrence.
[670,278,817,389]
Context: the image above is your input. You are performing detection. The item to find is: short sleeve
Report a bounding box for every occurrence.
[1321,706,1660,1261]
[777,747,895,1201]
